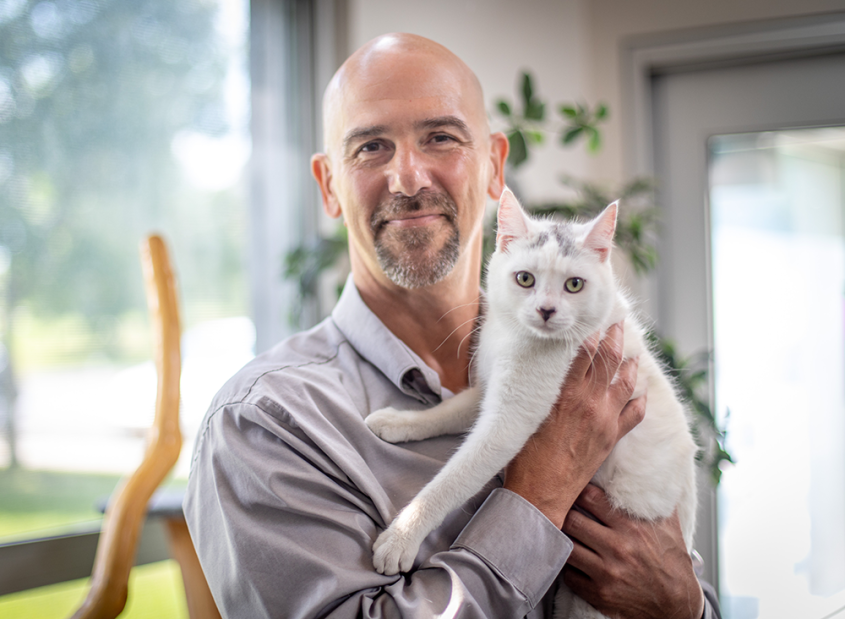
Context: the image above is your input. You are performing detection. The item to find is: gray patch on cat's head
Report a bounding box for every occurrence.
[552,223,578,256]
[528,231,550,249]
[526,221,578,256]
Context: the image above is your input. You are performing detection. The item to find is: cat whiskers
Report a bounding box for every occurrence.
[435,296,482,323]
[458,322,484,362]
[432,315,481,356]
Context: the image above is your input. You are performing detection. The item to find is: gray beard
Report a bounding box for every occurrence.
[371,193,461,289]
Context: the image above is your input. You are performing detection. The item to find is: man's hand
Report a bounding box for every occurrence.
[503,322,646,528]
[562,484,705,619]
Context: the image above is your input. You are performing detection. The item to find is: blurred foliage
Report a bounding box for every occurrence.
[0,0,246,362]
[0,0,248,467]
[646,332,734,486]
[283,226,348,325]
[494,71,609,168]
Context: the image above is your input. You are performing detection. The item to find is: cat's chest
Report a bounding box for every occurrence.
[477,336,574,402]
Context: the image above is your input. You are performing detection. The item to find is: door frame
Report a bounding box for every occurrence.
[621,11,845,591]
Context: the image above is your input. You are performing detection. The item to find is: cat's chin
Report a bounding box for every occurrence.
[522,322,570,341]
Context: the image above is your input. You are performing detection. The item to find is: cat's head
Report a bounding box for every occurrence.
[486,188,618,341]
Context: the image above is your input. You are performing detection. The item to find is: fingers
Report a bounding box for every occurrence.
[572,484,616,526]
[596,351,644,442]
[618,391,646,439]
[589,322,625,387]
[567,330,602,381]
[567,321,627,389]
[562,505,607,575]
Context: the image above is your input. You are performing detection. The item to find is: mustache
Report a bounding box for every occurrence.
[370,192,458,233]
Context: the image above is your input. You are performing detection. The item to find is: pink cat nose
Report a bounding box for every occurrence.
[538,307,556,322]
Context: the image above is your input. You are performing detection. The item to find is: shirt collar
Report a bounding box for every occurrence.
[331,275,451,404]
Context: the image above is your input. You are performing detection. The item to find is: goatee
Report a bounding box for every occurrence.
[371,192,461,289]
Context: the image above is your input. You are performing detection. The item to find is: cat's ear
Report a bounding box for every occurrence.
[496,187,529,252]
[583,201,618,263]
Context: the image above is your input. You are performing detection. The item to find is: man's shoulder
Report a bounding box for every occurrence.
[211,317,353,411]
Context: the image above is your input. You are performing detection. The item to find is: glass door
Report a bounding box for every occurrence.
[649,34,845,619]
[709,128,845,619]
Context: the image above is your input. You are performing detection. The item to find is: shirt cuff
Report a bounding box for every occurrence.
[451,487,573,609]
[701,580,722,619]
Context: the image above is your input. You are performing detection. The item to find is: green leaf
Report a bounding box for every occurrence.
[497,100,512,116]
[507,129,528,168]
[526,129,544,145]
[587,126,601,152]
[521,72,534,110]
[525,100,545,121]
[595,103,608,120]
[560,105,578,119]
[561,126,583,145]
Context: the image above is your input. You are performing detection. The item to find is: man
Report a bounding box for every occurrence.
[185,33,719,618]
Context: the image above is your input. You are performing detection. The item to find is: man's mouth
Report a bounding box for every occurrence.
[383,213,445,228]
[370,192,458,235]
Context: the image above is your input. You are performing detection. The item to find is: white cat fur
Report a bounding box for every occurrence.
[365,189,698,618]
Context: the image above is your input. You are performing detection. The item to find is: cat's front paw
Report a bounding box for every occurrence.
[372,522,421,575]
[366,407,416,443]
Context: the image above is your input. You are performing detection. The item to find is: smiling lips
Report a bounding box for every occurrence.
[383,213,446,228]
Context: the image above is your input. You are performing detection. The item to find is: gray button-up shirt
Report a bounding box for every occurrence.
[185,279,720,618]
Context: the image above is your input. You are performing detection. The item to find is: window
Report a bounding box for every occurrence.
[710,128,845,618]
[0,0,251,543]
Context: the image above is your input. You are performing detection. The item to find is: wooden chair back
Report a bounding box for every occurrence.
[71,235,183,619]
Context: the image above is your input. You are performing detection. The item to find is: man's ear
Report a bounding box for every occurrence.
[486,132,510,199]
[311,153,342,219]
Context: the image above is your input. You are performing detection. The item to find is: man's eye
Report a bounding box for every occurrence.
[360,142,381,153]
[431,134,455,144]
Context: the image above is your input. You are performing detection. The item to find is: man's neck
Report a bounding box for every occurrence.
[353,264,481,394]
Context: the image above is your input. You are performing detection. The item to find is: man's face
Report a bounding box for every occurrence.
[314,40,505,290]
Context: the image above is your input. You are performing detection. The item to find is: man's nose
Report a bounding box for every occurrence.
[387,147,432,196]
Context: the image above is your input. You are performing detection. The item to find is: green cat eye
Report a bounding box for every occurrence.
[515,271,535,288]
[565,277,584,293]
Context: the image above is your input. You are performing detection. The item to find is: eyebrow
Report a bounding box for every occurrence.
[342,115,473,155]
[342,125,389,154]
[415,115,472,138]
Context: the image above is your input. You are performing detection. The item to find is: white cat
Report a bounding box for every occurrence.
[365,188,698,619]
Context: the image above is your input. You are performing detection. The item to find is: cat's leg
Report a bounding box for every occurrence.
[366,386,481,443]
[373,392,550,574]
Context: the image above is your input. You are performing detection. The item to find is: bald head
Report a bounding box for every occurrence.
[321,33,488,159]
[310,32,509,298]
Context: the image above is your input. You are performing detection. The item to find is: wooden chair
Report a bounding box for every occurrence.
[71,235,220,619]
